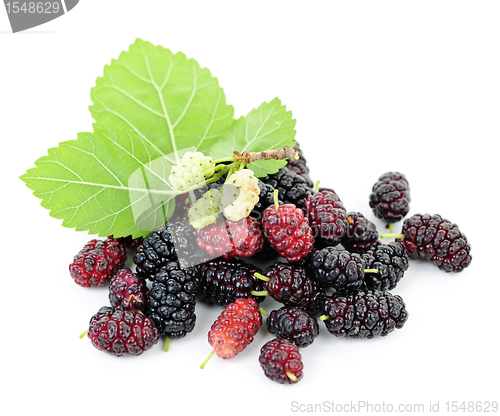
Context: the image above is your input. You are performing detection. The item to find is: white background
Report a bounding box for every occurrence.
[1,1,499,415]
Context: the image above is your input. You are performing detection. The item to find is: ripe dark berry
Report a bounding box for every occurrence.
[267,307,320,348]
[261,167,313,209]
[321,289,409,338]
[250,180,283,221]
[287,143,314,188]
[196,258,265,305]
[361,242,410,291]
[261,203,315,263]
[147,261,200,339]
[302,189,348,247]
[109,269,149,312]
[259,338,303,384]
[195,216,265,259]
[261,262,325,315]
[369,172,411,223]
[207,297,262,360]
[308,247,365,294]
[397,213,472,273]
[342,212,379,253]
[69,238,126,287]
[134,221,198,281]
[87,306,159,356]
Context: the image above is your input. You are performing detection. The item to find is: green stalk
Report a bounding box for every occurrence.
[200,349,216,369]
[380,233,405,239]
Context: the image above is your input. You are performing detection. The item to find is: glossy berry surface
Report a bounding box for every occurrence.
[302,189,348,247]
[147,261,200,338]
[261,167,313,209]
[109,268,149,312]
[321,289,408,338]
[398,213,472,272]
[267,307,320,348]
[259,338,303,384]
[133,221,198,280]
[196,216,264,259]
[308,247,365,294]
[69,238,126,287]
[361,242,410,291]
[261,203,315,263]
[263,262,325,315]
[196,258,265,305]
[208,298,262,359]
[342,212,379,253]
[87,306,159,356]
[369,171,411,223]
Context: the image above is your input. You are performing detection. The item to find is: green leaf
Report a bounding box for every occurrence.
[20,127,180,238]
[247,159,288,178]
[90,38,234,162]
[207,98,297,177]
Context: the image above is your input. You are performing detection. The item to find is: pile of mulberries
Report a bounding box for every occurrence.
[72,140,471,386]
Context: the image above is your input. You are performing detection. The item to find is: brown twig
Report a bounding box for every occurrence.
[233,146,299,164]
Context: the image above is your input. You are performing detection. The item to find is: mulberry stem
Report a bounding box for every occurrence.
[314,180,320,193]
[364,269,379,273]
[200,349,216,369]
[319,315,329,321]
[250,290,268,296]
[254,272,270,282]
[273,189,280,209]
[380,233,405,239]
[79,329,88,339]
[164,337,170,352]
[259,307,270,318]
[286,371,298,382]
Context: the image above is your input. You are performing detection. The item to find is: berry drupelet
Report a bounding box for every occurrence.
[320,289,408,338]
[196,258,265,305]
[147,261,200,339]
[195,216,264,259]
[258,262,325,315]
[396,213,472,273]
[267,307,320,348]
[69,237,126,287]
[259,338,304,384]
[369,172,411,223]
[203,297,262,365]
[86,306,159,356]
[342,212,379,253]
[133,221,198,280]
[307,247,366,294]
[261,199,315,263]
[109,269,149,313]
[261,166,313,209]
[302,188,348,247]
[360,242,409,291]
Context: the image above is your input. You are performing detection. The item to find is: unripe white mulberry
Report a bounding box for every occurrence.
[169,151,215,192]
[221,169,260,222]
[188,188,222,230]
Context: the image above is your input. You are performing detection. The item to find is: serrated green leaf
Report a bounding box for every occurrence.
[206,98,297,177]
[247,159,288,178]
[20,127,180,238]
[90,38,234,162]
